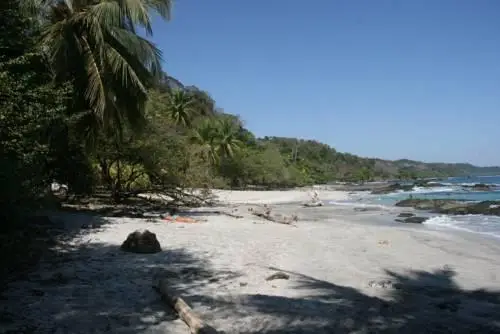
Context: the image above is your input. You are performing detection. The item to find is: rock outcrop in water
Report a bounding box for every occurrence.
[371,183,414,195]
[468,183,492,191]
[395,199,500,216]
[371,181,449,195]
[395,216,429,224]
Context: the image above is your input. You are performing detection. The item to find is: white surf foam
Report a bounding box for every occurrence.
[407,186,456,194]
[424,215,500,239]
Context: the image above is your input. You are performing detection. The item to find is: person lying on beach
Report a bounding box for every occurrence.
[161,215,199,223]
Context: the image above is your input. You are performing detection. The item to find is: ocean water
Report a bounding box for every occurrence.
[335,175,500,239]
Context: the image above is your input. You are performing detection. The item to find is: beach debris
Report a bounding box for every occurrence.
[378,240,390,246]
[154,277,217,334]
[311,190,320,202]
[249,205,298,226]
[239,282,248,287]
[303,190,324,207]
[303,201,324,207]
[212,209,244,218]
[266,272,290,281]
[368,279,401,290]
[120,230,162,254]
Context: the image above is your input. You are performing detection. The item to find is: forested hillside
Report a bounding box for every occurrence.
[1,0,499,227]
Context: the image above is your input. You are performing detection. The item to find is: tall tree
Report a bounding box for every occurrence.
[215,117,243,159]
[20,0,172,134]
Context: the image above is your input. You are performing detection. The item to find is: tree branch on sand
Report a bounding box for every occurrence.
[154,277,217,334]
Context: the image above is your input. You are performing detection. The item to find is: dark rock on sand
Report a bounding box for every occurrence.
[395,198,500,216]
[121,230,162,254]
[266,272,290,281]
[354,207,380,212]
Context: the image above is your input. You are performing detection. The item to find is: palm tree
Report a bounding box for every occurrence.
[21,0,172,133]
[190,117,242,164]
[167,89,196,127]
[190,119,219,164]
[215,117,242,159]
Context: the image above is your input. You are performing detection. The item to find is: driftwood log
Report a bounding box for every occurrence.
[302,201,324,208]
[154,277,216,334]
[249,206,297,226]
[213,210,244,219]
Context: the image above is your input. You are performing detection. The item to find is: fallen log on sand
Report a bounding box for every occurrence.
[154,277,217,334]
[212,210,244,219]
[249,206,298,226]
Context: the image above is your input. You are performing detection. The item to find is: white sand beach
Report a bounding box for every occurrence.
[211,188,349,204]
[2,189,500,333]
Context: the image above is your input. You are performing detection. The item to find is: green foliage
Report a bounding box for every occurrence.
[0,52,69,222]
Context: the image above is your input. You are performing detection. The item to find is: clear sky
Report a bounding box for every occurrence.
[150,0,500,166]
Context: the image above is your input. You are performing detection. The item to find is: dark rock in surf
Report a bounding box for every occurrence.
[395,199,464,211]
[401,216,428,224]
[470,183,491,191]
[395,198,500,216]
[371,183,414,195]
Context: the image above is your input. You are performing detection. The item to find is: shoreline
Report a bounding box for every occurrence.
[1,189,499,333]
[339,185,500,240]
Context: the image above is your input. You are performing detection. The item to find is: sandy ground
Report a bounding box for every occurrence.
[211,188,349,204]
[1,189,500,333]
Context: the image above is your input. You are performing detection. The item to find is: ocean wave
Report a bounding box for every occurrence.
[384,186,458,196]
[407,186,457,194]
[424,215,500,238]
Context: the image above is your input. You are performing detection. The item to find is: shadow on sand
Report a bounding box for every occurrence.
[1,212,499,333]
[0,212,239,333]
[185,265,500,333]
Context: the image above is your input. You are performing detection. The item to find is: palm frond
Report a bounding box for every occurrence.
[104,27,162,82]
[22,0,172,136]
[146,0,172,20]
[78,34,106,119]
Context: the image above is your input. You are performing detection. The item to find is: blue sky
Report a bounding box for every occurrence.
[151,0,500,166]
